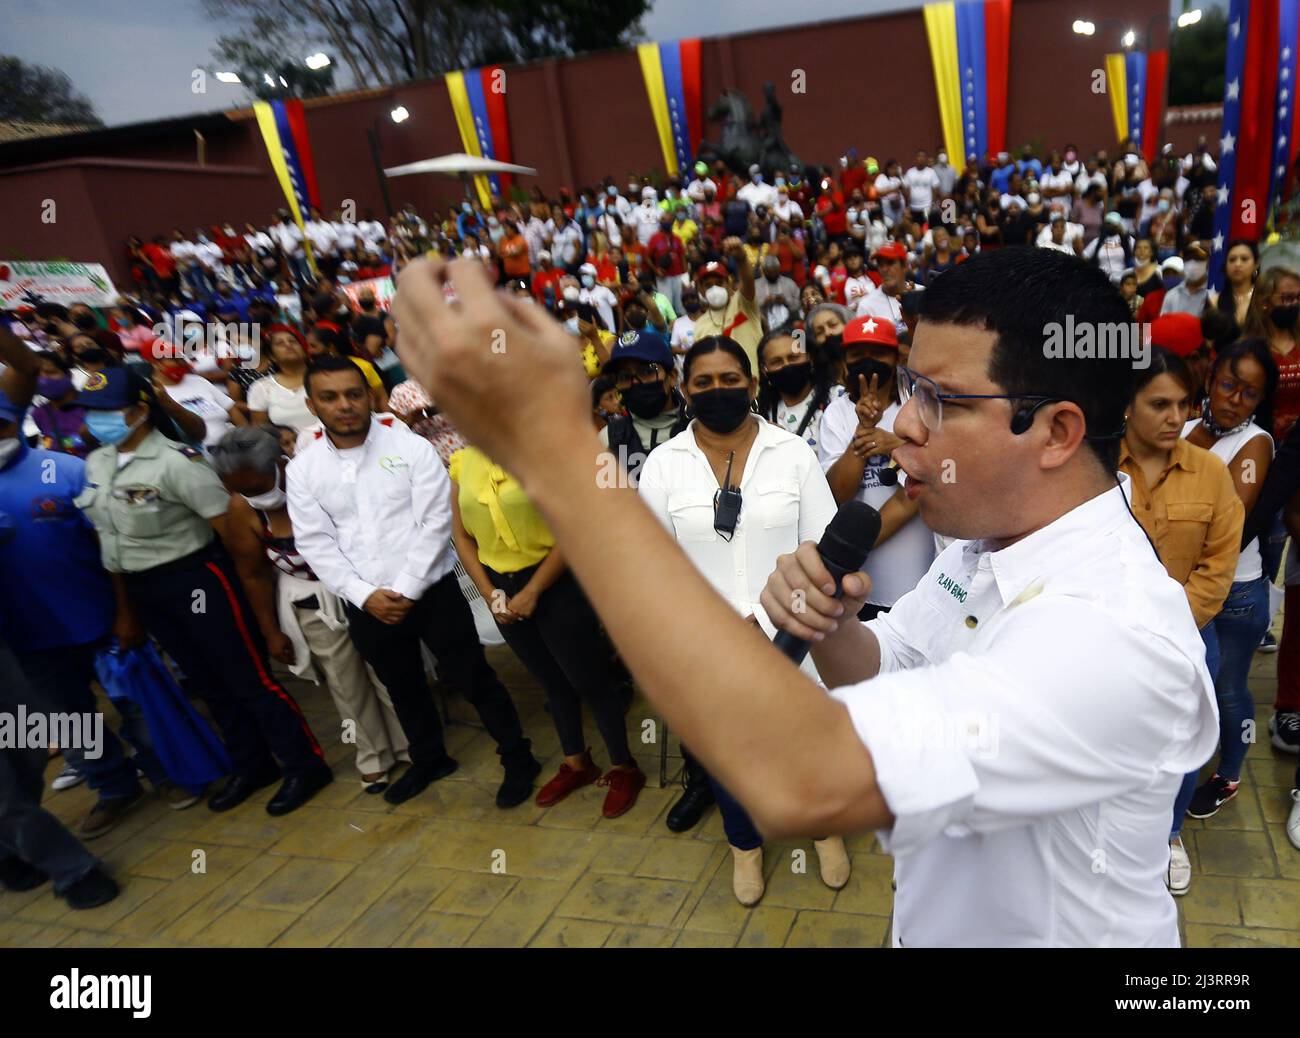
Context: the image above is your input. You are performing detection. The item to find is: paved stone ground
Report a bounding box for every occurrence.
[1,633,1297,948]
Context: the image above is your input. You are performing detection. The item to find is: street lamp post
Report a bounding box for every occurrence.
[369,106,410,220]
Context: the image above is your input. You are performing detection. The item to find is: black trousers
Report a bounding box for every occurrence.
[346,572,530,769]
[485,567,632,766]
[123,546,325,779]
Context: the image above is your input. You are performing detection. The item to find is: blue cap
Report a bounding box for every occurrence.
[0,389,23,425]
[72,367,150,411]
[602,328,672,373]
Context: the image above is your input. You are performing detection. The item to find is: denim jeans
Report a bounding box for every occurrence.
[1172,624,1223,837]
[0,641,100,893]
[1260,512,1287,584]
[1209,577,1271,781]
[709,775,762,851]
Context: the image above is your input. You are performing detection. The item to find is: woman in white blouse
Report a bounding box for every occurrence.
[638,335,851,908]
[247,325,315,432]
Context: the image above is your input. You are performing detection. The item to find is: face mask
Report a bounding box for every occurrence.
[0,439,20,468]
[846,359,895,401]
[86,409,143,446]
[461,203,472,213]
[752,174,763,184]
[37,375,73,398]
[607,186,618,197]
[1065,150,1077,163]
[769,362,812,397]
[626,310,648,330]
[1157,199,1171,213]
[565,317,580,334]
[242,469,287,510]
[1183,260,1207,282]
[1272,304,1300,330]
[160,362,189,383]
[578,275,595,289]
[623,381,668,418]
[1026,193,1041,205]
[683,299,701,315]
[704,285,729,310]
[775,178,786,188]
[690,387,752,434]
[628,183,639,195]
[562,285,580,302]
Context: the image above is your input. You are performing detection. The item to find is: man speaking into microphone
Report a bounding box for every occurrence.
[392,247,1217,948]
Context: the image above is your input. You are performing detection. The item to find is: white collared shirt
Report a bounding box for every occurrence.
[286,414,455,608]
[818,395,935,606]
[830,481,1218,947]
[637,417,836,631]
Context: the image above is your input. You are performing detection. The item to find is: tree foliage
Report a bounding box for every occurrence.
[0,55,101,126]
[1168,7,1227,107]
[208,16,336,101]
[202,0,650,94]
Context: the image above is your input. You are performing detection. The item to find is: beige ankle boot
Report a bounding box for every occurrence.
[814,836,851,890]
[731,845,765,906]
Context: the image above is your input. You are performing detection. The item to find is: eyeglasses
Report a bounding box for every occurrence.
[612,363,664,390]
[1216,377,1262,405]
[897,365,1063,432]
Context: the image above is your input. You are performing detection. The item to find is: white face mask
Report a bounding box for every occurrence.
[1183,260,1208,283]
[562,285,580,302]
[0,438,20,468]
[242,468,287,510]
[704,285,729,310]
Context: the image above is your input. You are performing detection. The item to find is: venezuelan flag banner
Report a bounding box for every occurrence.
[446,66,514,207]
[637,39,702,177]
[1105,51,1169,163]
[925,1,1012,164]
[253,100,318,276]
[1212,0,1282,288]
[1269,0,1300,214]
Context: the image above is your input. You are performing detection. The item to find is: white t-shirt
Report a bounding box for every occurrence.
[669,314,697,376]
[579,284,618,333]
[247,374,315,432]
[164,373,237,447]
[1040,169,1074,203]
[1183,418,1273,582]
[737,181,779,210]
[903,167,942,211]
[843,274,874,311]
[818,395,936,606]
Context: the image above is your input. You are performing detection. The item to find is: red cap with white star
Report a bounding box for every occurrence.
[842,314,899,350]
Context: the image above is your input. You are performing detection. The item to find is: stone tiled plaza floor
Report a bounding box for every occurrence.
[2,632,1298,949]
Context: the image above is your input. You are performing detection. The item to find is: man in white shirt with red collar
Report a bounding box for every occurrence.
[390,246,1217,947]
[287,356,540,808]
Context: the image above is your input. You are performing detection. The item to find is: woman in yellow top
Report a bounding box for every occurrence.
[449,446,645,819]
[1117,345,1243,898]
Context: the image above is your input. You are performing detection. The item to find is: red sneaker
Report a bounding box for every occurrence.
[597,765,646,818]
[536,756,602,807]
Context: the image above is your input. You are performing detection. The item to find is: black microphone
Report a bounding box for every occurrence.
[772,500,882,665]
[877,459,901,487]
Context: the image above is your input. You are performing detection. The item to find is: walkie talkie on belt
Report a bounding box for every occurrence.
[713,450,743,542]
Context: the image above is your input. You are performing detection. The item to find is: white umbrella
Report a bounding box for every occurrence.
[383,152,537,178]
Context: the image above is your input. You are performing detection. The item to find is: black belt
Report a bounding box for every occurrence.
[123,540,223,580]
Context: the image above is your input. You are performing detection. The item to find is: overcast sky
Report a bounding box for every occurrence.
[10,0,1197,127]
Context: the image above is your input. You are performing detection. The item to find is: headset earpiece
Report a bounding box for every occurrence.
[1010,397,1059,435]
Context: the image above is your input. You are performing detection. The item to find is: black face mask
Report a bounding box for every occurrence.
[846,358,895,401]
[818,333,843,360]
[690,387,752,433]
[626,310,648,330]
[623,381,669,418]
[683,300,701,315]
[1272,305,1300,330]
[73,313,98,332]
[768,362,812,397]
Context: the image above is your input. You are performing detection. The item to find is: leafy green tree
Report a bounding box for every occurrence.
[0,55,101,125]
[1169,7,1227,106]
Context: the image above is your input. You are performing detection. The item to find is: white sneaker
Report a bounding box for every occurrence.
[1288,790,1300,851]
[51,763,85,791]
[1166,836,1191,896]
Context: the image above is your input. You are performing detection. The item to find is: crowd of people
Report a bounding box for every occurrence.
[1,132,1298,924]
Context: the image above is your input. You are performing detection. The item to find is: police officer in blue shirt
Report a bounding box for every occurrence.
[0,389,184,841]
[71,369,332,816]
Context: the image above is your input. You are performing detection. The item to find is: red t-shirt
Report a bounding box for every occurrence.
[841,165,868,197]
[647,231,686,277]
[1273,345,1300,442]
[142,243,175,278]
[531,267,564,305]
[816,193,847,237]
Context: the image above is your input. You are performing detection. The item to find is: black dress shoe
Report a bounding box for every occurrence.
[383,757,458,805]
[207,765,281,813]
[0,856,48,892]
[267,765,334,816]
[62,867,119,910]
[496,755,542,808]
[666,773,715,833]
